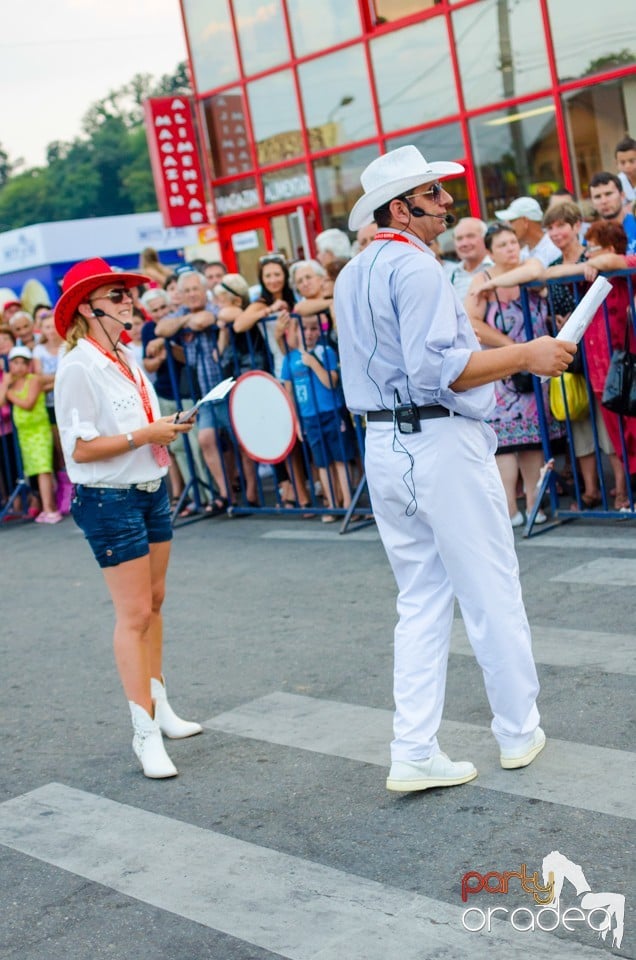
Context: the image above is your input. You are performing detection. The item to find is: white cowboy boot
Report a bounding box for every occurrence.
[128,701,178,778]
[151,676,203,739]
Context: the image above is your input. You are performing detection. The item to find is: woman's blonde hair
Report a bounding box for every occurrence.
[65,313,90,351]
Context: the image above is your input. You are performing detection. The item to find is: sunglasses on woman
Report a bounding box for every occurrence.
[89,288,134,305]
[259,254,287,266]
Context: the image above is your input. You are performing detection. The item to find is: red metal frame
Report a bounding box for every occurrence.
[175,0,636,250]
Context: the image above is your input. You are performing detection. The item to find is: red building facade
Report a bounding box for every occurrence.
[177,0,636,277]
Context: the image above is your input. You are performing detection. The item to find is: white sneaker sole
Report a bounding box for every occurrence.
[500,733,546,769]
[386,769,478,792]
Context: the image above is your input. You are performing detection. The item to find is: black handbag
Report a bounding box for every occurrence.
[601,308,636,417]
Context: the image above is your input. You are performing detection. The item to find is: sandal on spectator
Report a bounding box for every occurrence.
[205,497,229,517]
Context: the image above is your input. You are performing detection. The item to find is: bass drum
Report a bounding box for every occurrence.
[229,370,298,464]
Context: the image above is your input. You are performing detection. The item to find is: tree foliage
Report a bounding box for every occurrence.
[0,62,191,231]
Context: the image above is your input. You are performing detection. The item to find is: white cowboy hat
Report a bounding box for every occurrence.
[348,145,464,231]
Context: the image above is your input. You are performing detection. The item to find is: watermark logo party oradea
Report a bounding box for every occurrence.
[459,851,625,950]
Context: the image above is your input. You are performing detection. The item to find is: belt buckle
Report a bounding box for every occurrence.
[136,479,161,493]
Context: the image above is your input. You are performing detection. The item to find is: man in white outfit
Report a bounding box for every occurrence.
[334,146,576,792]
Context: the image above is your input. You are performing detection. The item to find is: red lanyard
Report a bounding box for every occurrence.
[374,231,426,252]
[87,336,155,424]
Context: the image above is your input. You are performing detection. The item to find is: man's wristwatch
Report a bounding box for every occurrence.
[126,432,136,450]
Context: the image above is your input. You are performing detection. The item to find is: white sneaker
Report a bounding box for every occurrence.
[500,727,546,769]
[534,510,547,524]
[386,753,477,792]
[511,511,525,528]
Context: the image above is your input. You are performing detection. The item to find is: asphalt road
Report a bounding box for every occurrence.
[0,511,634,960]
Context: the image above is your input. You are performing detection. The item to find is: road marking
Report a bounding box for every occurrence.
[551,558,636,586]
[451,621,636,675]
[523,534,636,550]
[205,693,635,821]
[262,528,379,541]
[0,783,609,960]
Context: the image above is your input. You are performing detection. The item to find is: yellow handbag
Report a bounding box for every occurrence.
[549,372,589,421]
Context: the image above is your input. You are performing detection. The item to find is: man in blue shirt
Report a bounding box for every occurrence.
[334,146,576,794]
[589,172,636,255]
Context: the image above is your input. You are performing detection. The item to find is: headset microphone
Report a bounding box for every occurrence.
[404,202,455,228]
[92,307,133,330]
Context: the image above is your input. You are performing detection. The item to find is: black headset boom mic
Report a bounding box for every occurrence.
[404,201,455,228]
[92,307,133,330]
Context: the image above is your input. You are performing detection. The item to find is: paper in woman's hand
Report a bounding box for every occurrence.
[174,377,235,423]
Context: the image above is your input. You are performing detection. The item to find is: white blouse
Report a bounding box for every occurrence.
[54,338,167,485]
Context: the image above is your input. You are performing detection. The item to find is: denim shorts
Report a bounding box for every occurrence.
[197,398,231,432]
[71,480,173,568]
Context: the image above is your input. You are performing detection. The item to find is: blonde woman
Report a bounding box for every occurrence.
[54,258,201,779]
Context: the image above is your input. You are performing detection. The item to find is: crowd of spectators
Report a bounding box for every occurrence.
[2,134,636,528]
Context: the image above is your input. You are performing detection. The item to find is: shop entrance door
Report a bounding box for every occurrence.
[219,205,315,285]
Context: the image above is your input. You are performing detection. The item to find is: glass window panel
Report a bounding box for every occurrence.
[182,0,238,94]
[286,0,361,58]
[263,164,312,205]
[247,71,303,166]
[372,0,438,23]
[313,144,380,233]
[453,0,550,110]
[563,78,636,197]
[387,122,465,162]
[371,19,458,134]
[298,47,376,150]
[233,0,290,76]
[202,90,253,178]
[213,176,259,217]
[469,98,564,220]
[547,0,636,83]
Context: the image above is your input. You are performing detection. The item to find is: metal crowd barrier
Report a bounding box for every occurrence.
[519,266,636,537]
[162,312,371,532]
[0,409,32,524]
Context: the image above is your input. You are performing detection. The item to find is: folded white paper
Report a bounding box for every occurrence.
[555,275,612,344]
[540,275,612,382]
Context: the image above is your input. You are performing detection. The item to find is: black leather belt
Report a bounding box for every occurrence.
[366,405,458,422]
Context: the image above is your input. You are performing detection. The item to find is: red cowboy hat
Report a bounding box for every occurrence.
[54,258,150,338]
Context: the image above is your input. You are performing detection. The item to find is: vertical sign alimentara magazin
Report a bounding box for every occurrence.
[144,97,208,228]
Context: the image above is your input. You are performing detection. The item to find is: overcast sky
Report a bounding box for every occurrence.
[2,0,188,169]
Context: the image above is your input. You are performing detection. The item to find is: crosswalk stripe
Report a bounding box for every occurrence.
[551,558,636,586]
[523,534,636,550]
[262,530,636,549]
[205,693,635,821]
[0,783,610,960]
[451,621,636,676]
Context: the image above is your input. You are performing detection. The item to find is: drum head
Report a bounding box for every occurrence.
[229,370,298,463]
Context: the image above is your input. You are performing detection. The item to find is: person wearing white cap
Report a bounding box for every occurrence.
[334,145,576,793]
[495,197,559,266]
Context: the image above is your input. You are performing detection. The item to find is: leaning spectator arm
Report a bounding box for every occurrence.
[293,298,333,317]
[155,313,187,338]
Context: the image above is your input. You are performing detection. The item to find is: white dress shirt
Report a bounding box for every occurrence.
[334,230,495,420]
[54,338,167,485]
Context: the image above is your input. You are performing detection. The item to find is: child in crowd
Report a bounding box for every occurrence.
[280,315,355,521]
[616,136,636,205]
[0,345,60,523]
[32,312,71,513]
[0,326,18,505]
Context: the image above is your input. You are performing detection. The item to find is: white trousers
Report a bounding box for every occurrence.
[365,416,540,762]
